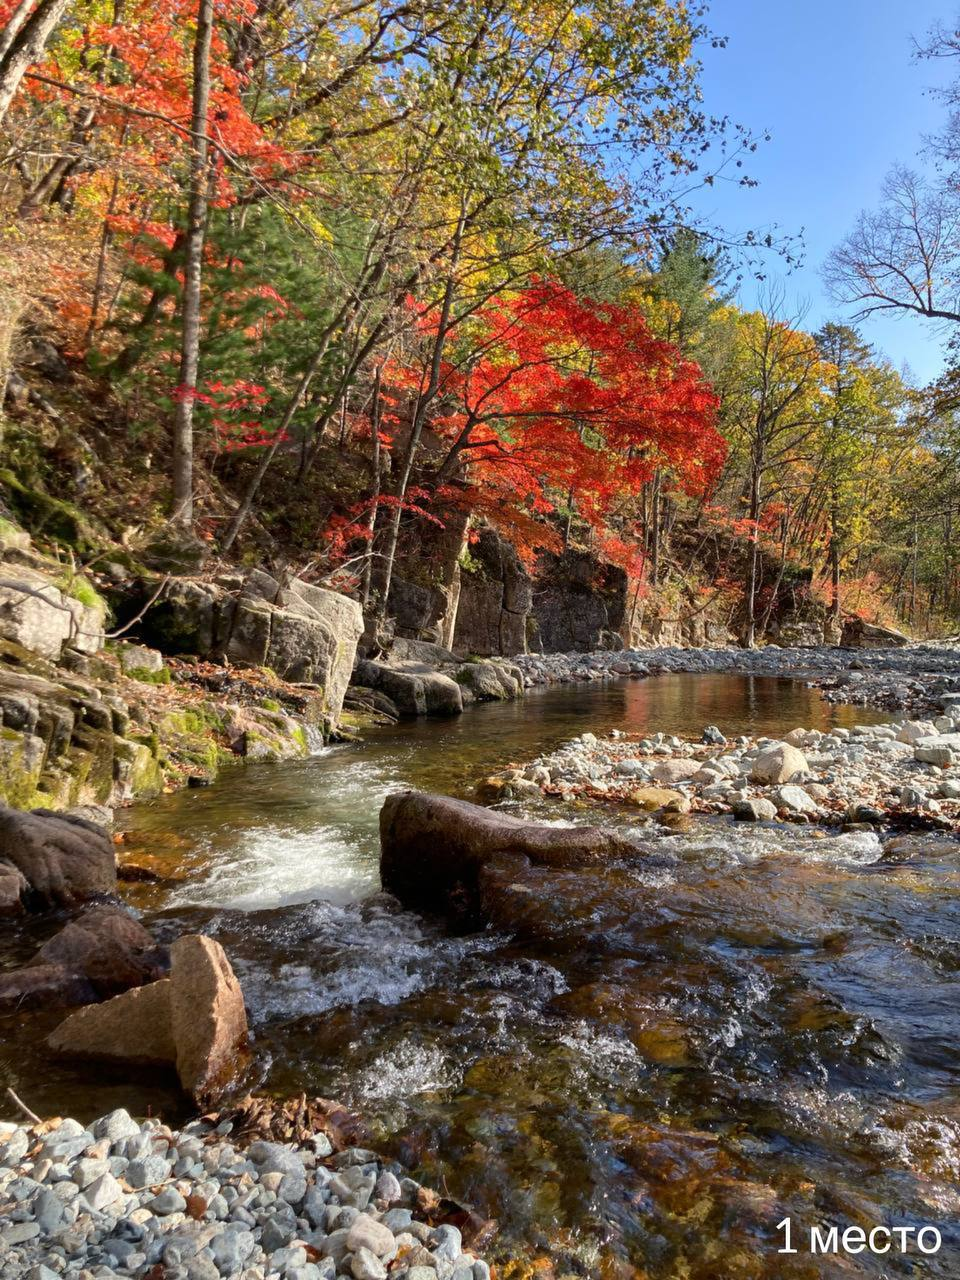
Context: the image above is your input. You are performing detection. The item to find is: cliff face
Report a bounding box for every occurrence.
[453,526,533,656]
[386,523,745,657]
[531,549,629,652]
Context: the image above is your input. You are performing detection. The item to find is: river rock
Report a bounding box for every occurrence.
[454,661,521,702]
[769,784,818,815]
[0,962,94,1011]
[913,734,960,767]
[32,904,164,995]
[379,790,639,922]
[47,933,249,1103]
[733,797,778,822]
[840,617,909,648]
[628,786,685,811]
[47,978,176,1064]
[170,934,250,1105]
[749,743,808,785]
[0,804,116,911]
[651,758,700,784]
[354,663,463,718]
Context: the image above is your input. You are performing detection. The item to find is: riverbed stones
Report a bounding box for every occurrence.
[47,933,249,1104]
[733,797,778,822]
[346,1214,396,1257]
[170,934,250,1105]
[354,662,464,718]
[47,977,176,1063]
[628,786,685,811]
[769,784,818,815]
[651,758,700,784]
[749,742,808,785]
[31,903,164,995]
[914,734,960,766]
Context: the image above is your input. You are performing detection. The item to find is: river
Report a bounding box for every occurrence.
[4,673,960,1277]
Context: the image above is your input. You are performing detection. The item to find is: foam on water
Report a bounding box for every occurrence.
[352,1040,460,1104]
[234,897,502,1022]
[165,825,380,910]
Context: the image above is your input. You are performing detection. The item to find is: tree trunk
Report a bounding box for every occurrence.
[361,364,383,611]
[829,499,842,628]
[0,0,72,123]
[650,470,661,585]
[371,217,464,632]
[744,464,761,648]
[170,0,214,530]
[910,513,918,625]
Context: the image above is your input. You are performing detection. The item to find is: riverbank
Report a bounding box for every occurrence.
[0,1107,492,1280]
[513,642,960,717]
[482,711,960,829]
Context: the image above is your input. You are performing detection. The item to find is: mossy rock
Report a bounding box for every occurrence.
[126,665,171,685]
[0,727,45,808]
[0,468,98,553]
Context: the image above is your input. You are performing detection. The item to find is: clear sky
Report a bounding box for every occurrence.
[688,0,956,384]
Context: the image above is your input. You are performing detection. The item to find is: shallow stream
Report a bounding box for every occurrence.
[5,674,960,1277]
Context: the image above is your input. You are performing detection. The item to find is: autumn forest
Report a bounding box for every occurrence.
[2,0,959,644]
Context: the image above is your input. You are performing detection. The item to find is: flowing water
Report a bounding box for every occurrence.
[4,674,960,1277]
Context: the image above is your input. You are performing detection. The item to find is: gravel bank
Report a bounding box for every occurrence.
[485,701,960,829]
[513,643,960,717]
[0,1110,491,1280]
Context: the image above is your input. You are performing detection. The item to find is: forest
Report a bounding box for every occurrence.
[9,7,960,1280]
[2,0,960,642]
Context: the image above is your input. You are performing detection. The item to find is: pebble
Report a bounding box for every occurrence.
[0,1113,493,1280]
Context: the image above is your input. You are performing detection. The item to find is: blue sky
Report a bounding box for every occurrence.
[688,0,956,384]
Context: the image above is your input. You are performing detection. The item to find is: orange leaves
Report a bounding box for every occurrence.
[388,279,724,562]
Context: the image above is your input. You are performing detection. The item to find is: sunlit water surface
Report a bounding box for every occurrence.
[4,674,960,1278]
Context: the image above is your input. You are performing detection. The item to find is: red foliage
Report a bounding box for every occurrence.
[385,280,724,568]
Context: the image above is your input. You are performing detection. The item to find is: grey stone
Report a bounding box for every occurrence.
[345,1214,395,1258]
[432,1224,462,1261]
[2,1221,40,1244]
[126,1155,171,1188]
[147,1188,186,1215]
[350,1247,387,1280]
[93,1111,141,1145]
[83,1172,124,1213]
[210,1227,255,1274]
[732,797,778,822]
[260,1216,295,1252]
[33,1187,65,1232]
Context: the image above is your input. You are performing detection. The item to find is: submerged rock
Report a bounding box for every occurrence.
[0,904,166,1011]
[33,904,164,994]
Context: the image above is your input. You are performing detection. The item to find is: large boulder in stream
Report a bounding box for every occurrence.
[355,661,463,717]
[48,933,250,1105]
[0,804,116,912]
[839,617,910,648]
[379,790,640,926]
